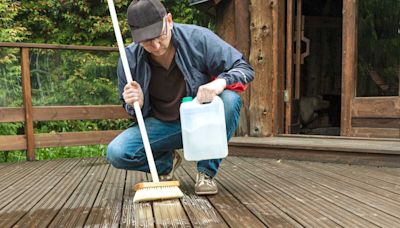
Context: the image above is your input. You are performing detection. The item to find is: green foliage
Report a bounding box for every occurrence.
[0,145,107,162]
[0,60,22,107]
[15,0,213,46]
[34,145,107,160]
[17,0,131,45]
[0,1,29,108]
[29,50,120,106]
[0,122,23,136]
[34,119,131,133]
[0,0,30,42]
[0,0,214,162]
[162,0,215,29]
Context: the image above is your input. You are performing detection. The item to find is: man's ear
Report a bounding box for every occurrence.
[167,13,173,26]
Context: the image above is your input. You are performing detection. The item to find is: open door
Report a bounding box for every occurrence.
[285,0,302,134]
[285,0,343,136]
[285,0,312,134]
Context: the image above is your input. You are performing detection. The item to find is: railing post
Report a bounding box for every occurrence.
[21,47,35,161]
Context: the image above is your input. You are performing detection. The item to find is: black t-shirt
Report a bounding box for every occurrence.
[148,57,187,122]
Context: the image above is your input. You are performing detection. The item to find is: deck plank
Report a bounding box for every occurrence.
[0,160,51,193]
[0,162,14,171]
[287,160,400,219]
[0,159,66,210]
[375,167,400,177]
[0,159,81,227]
[121,171,154,228]
[334,164,400,185]
[48,159,110,227]
[181,161,269,228]
[217,158,338,227]
[1,156,400,227]
[245,157,400,227]
[145,173,192,227]
[232,157,378,227]
[84,161,126,227]
[303,161,400,194]
[209,162,303,228]
[176,166,228,227]
[153,199,191,227]
[13,158,97,227]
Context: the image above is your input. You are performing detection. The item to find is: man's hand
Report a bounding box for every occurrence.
[123,81,144,108]
[196,78,226,103]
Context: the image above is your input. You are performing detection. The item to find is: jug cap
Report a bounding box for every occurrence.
[181,96,193,103]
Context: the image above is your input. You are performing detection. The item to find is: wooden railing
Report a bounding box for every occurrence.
[0,42,130,161]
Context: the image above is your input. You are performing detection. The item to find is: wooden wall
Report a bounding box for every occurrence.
[215,0,279,137]
[216,0,251,136]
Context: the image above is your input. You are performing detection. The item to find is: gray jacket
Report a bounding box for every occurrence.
[117,23,254,118]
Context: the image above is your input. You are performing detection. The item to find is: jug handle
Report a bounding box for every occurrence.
[193,96,219,105]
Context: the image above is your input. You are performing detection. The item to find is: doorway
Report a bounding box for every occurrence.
[285,0,343,136]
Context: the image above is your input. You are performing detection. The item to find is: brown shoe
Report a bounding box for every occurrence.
[195,172,218,195]
[159,150,182,181]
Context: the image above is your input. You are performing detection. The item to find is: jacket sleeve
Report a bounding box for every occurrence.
[117,58,136,118]
[201,28,254,86]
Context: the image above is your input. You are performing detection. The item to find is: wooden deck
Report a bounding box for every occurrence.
[1,156,400,227]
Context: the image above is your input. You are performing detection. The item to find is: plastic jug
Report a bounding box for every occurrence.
[180,96,228,161]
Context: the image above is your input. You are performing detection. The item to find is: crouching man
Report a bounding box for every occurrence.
[107,0,254,195]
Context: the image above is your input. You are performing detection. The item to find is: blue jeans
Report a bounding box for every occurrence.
[106,90,242,178]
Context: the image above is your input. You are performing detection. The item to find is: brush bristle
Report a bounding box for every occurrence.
[133,186,184,203]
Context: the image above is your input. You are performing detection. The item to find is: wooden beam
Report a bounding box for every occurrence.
[352,118,400,128]
[229,136,400,154]
[229,134,400,166]
[294,0,302,99]
[215,0,235,44]
[215,0,249,136]
[249,0,273,136]
[21,48,35,161]
[234,0,250,59]
[0,105,130,123]
[234,0,250,136]
[228,146,400,168]
[350,127,400,139]
[0,135,27,151]
[398,64,400,95]
[34,130,123,148]
[272,0,285,134]
[285,0,294,133]
[33,105,129,121]
[0,108,25,122]
[341,0,358,136]
[0,130,122,151]
[351,97,400,118]
[277,133,399,141]
[0,42,118,52]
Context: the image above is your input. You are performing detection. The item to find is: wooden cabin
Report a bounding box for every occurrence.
[194,0,399,138]
[190,0,399,166]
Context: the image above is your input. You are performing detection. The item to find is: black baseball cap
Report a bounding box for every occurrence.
[127,0,167,42]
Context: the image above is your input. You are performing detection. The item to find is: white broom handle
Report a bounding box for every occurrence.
[107,0,159,183]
